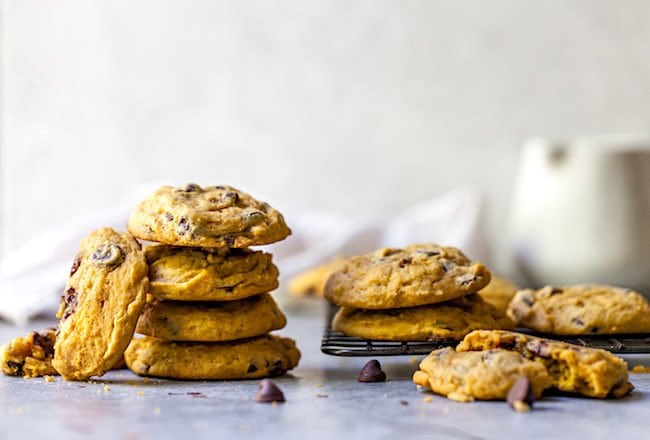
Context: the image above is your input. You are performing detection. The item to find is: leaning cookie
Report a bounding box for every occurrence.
[1,330,57,378]
[508,284,650,335]
[125,335,300,380]
[477,275,519,314]
[145,244,279,301]
[324,244,491,309]
[413,347,552,402]
[53,228,148,381]
[128,184,291,248]
[136,294,287,342]
[332,294,513,341]
[457,330,634,398]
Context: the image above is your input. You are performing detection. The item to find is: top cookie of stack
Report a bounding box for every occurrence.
[325,244,513,341]
[125,184,299,380]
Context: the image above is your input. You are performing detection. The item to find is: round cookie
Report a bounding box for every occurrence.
[1,329,57,378]
[507,284,650,335]
[413,347,552,402]
[128,184,291,248]
[125,335,301,380]
[288,257,345,298]
[324,244,491,309]
[145,244,279,301]
[332,294,513,341]
[53,228,148,381]
[477,275,519,314]
[458,330,634,398]
[136,294,287,342]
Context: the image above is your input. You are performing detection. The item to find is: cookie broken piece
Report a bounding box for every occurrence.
[333,294,513,341]
[324,244,491,309]
[508,284,650,335]
[457,330,634,398]
[128,184,291,248]
[53,228,148,381]
[1,330,57,378]
[145,244,279,301]
[125,335,300,380]
[413,347,552,402]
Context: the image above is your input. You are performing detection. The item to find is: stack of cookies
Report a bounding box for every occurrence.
[325,244,514,341]
[124,184,300,380]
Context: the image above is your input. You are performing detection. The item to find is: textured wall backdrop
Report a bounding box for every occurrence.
[2,0,650,270]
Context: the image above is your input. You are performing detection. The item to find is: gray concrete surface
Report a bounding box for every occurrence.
[1,304,649,440]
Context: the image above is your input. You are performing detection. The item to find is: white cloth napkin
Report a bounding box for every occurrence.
[0,186,488,324]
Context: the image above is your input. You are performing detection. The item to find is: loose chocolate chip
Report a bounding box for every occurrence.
[357,359,386,383]
[507,376,535,412]
[91,244,125,268]
[69,256,82,276]
[32,332,55,357]
[255,379,285,403]
[399,400,409,406]
[398,258,412,268]
[571,317,585,326]
[62,287,78,320]
[177,217,191,236]
[164,212,174,222]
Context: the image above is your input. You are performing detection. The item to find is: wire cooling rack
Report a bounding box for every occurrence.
[321,303,650,356]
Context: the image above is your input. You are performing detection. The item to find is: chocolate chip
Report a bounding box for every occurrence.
[525,340,550,359]
[177,217,191,236]
[398,258,412,268]
[243,211,264,225]
[223,192,240,204]
[255,379,285,403]
[69,256,81,276]
[357,360,386,382]
[269,360,285,377]
[549,287,563,295]
[521,293,535,307]
[223,235,236,246]
[6,361,24,376]
[440,259,455,272]
[91,244,125,267]
[571,317,585,326]
[182,183,201,192]
[418,250,440,257]
[399,400,409,406]
[507,376,535,412]
[213,185,226,190]
[456,273,476,286]
[247,363,258,373]
[32,332,55,357]
[590,327,600,334]
[61,287,78,320]
[164,212,174,222]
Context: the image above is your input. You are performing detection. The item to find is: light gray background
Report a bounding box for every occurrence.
[2,0,650,269]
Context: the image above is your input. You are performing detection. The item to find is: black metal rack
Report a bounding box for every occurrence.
[321,303,650,356]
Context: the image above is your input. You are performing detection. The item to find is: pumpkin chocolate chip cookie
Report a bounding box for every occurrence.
[1,329,57,378]
[413,347,552,402]
[324,244,491,309]
[136,294,287,342]
[53,228,148,381]
[128,184,291,248]
[457,330,634,398]
[508,284,650,335]
[125,335,300,380]
[332,294,513,341]
[145,244,279,301]
[288,257,345,297]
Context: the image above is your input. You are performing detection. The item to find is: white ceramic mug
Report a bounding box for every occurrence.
[508,136,650,293]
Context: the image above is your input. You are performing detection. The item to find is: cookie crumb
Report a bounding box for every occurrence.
[316,394,329,398]
[512,401,531,413]
[104,385,110,392]
[631,365,650,373]
[153,407,161,415]
[137,391,145,396]
[44,375,55,383]
[409,356,419,366]
[422,396,433,403]
[399,400,409,406]
[143,378,151,384]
